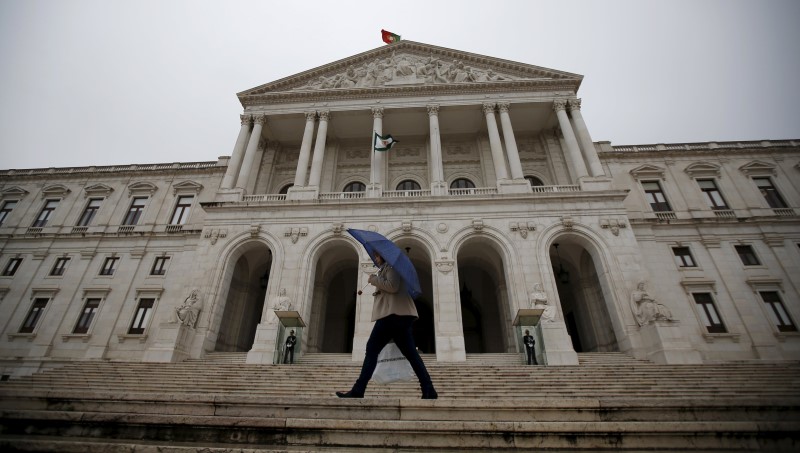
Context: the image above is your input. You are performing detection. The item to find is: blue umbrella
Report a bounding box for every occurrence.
[347,228,422,299]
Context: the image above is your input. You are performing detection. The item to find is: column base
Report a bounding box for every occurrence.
[431,181,448,196]
[286,186,319,200]
[578,176,613,191]
[435,334,466,362]
[214,188,243,203]
[497,179,533,194]
[246,320,281,364]
[366,183,383,198]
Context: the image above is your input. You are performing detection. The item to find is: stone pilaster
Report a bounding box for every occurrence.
[220,115,251,189]
[235,114,266,191]
[307,110,330,189]
[427,104,447,195]
[497,102,524,180]
[293,112,317,187]
[568,98,604,177]
[483,103,509,182]
[553,99,588,180]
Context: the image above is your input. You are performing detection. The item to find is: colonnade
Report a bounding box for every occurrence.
[220,99,604,193]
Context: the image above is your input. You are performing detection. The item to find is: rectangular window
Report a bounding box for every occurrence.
[753,177,788,209]
[672,247,696,267]
[73,298,101,334]
[169,195,194,225]
[0,200,18,226]
[697,179,728,210]
[2,257,22,276]
[20,298,49,333]
[99,257,120,276]
[123,197,148,226]
[76,198,103,226]
[129,298,155,334]
[50,257,70,276]
[693,293,726,333]
[32,199,59,227]
[735,245,761,266]
[642,181,672,212]
[760,291,797,332]
[150,256,170,275]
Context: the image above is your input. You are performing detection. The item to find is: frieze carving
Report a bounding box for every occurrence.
[472,219,484,231]
[435,260,454,274]
[284,227,308,244]
[560,216,574,230]
[204,228,228,244]
[361,261,378,274]
[436,223,448,233]
[401,220,413,233]
[599,218,627,236]
[509,221,536,239]
[249,224,261,238]
[331,223,344,235]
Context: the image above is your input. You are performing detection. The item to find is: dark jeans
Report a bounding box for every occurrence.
[525,346,537,365]
[284,347,294,364]
[351,314,435,394]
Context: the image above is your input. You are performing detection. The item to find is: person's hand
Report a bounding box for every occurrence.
[368,274,377,285]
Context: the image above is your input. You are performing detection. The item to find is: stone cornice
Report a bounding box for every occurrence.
[0,161,224,179]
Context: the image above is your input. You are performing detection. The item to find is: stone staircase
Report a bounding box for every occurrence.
[1,352,799,451]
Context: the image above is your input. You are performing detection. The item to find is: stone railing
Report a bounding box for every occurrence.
[1,161,220,176]
[654,211,677,221]
[242,194,287,202]
[318,192,367,200]
[531,185,580,193]
[773,208,796,217]
[448,187,498,196]
[713,209,736,219]
[611,139,798,153]
[382,190,432,198]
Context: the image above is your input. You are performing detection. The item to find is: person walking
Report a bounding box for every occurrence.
[336,251,437,399]
[523,330,537,365]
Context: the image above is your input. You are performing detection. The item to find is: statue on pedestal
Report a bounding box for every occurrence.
[170,289,202,329]
[272,288,293,312]
[530,283,555,323]
[631,281,674,326]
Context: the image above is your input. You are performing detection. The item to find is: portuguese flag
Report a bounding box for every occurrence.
[374,132,398,152]
[381,29,401,44]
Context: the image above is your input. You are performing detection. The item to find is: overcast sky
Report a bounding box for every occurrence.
[1,0,798,170]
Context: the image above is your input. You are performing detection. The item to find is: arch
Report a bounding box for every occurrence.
[525,175,545,187]
[449,178,475,189]
[278,183,294,194]
[395,179,421,191]
[343,181,366,192]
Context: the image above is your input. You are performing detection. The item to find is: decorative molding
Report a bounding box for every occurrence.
[239,114,252,126]
[401,220,413,233]
[567,98,582,110]
[471,219,484,231]
[371,107,384,118]
[83,183,114,198]
[629,164,666,180]
[427,104,439,116]
[172,180,203,195]
[509,221,535,239]
[317,110,330,121]
[684,162,722,179]
[127,181,158,198]
[680,279,717,294]
[41,184,70,198]
[204,228,227,245]
[560,216,574,231]
[599,218,628,236]
[552,99,567,112]
[360,261,377,274]
[331,223,344,235]
[739,160,777,176]
[250,224,261,238]
[436,222,448,234]
[1,186,29,199]
[435,260,454,274]
[482,103,496,115]
[285,227,308,243]
[745,277,783,293]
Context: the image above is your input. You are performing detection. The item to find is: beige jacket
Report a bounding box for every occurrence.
[369,264,419,322]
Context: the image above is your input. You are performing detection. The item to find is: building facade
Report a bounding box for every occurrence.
[1,42,799,377]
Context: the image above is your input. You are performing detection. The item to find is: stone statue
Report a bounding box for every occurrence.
[171,290,202,328]
[272,288,292,312]
[530,283,555,323]
[631,281,673,326]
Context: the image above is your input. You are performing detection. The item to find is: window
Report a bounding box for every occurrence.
[169,195,194,225]
[2,258,22,276]
[641,181,671,212]
[693,293,726,333]
[278,184,293,195]
[343,182,366,193]
[0,200,18,226]
[32,199,59,227]
[525,176,544,187]
[73,298,101,334]
[123,197,147,225]
[672,247,696,267]
[50,257,70,276]
[99,257,120,276]
[735,245,760,266]
[396,180,421,191]
[76,198,103,226]
[151,256,170,275]
[19,298,49,333]
[753,177,788,209]
[450,178,475,189]
[760,291,797,332]
[697,179,728,210]
[129,298,155,334]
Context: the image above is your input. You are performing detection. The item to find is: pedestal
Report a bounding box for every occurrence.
[497,179,533,194]
[638,321,702,364]
[286,187,319,201]
[143,322,191,363]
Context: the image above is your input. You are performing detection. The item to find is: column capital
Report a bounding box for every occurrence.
[427,104,440,116]
[317,110,330,121]
[482,102,496,115]
[253,114,267,126]
[371,107,384,118]
[553,99,568,112]
[239,114,252,126]
[498,102,512,113]
[305,111,317,122]
[568,98,582,111]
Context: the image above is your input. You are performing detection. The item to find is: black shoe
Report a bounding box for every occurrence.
[422,389,438,400]
[336,390,363,399]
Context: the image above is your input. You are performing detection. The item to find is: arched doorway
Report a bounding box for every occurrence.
[308,241,359,353]
[215,242,272,352]
[549,239,619,353]
[394,237,436,353]
[456,238,512,353]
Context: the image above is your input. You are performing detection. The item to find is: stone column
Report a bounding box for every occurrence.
[497,102,524,180]
[427,105,446,194]
[307,111,330,188]
[370,107,384,187]
[236,115,266,190]
[553,100,588,180]
[293,112,317,187]
[221,115,251,189]
[483,103,509,181]
[568,98,604,177]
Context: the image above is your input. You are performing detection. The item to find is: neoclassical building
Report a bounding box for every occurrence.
[1,41,798,377]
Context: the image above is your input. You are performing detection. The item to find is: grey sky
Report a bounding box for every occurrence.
[1,0,798,170]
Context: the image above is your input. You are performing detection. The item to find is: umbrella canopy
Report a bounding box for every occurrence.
[347,228,422,299]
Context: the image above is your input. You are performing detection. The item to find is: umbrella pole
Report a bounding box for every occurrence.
[357,278,373,296]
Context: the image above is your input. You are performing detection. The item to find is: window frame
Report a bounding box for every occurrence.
[2,257,23,276]
[759,291,797,333]
[73,297,102,334]
[32,199,60,228]
[0,200,18,226]
[449,178,476,190]
[50,257,71,276]
[122,197,148,226]
[692,292,727,334]
[128,297,156,335]
[672,246,697,268]
[735,245,761,266]
[641,180,672,212]
[150,256,170,276]
[19,297,50,334]
[525,176,545,187]
[343,181,366,193]
[697,179,729,210]
[76,198,103,227]
[396,179,421,191]
[753,177,788,209]
[169,195,194,225]
[99,256,120,276]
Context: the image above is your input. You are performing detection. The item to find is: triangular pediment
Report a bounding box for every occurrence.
[84,183,114,197]
[238,41,582,105]
[127,181,158,197]
[172,180,203,195]
[41,184,70,198]
[1,186,29,199]
[630,164,666,179]
[739,160,776,176]
[684,162,721,178]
